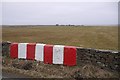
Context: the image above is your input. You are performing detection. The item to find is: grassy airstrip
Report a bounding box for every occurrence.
[2,26,118,51]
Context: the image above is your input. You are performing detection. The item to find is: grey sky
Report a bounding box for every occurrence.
[2,2,118,25]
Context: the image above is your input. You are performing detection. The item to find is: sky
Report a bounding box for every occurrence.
[1,1,118,25]
[1,0,119,2]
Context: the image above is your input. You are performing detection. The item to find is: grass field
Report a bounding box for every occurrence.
[2,26,118,51]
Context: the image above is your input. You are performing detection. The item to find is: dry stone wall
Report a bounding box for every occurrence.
[2,42,119,72]
[77,47,119,71]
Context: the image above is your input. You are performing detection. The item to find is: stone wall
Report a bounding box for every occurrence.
[77,47,119,71]
[2,42,119,72]
[2,41,11,57]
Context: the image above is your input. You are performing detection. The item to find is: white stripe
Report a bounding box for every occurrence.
[35,44,45,61]
[53,45,64,64]
[18,43,28,59]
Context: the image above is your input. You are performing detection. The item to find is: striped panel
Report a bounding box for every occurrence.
[44,44,53,64]
[35,44,46,61]
[10,43,18,58]
[10,43,77,66]
[53,45,64,64]
[27,43,36,60]
[18,43,28,59]
[64,46,76,66]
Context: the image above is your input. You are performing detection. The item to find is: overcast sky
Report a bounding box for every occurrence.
[2,2,118,25]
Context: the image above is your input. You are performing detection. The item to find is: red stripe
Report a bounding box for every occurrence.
[10,43,18,58]
[44,45,53,64]
[64,46,76,66]
[26,43,36,60]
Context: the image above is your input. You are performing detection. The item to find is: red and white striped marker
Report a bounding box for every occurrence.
[35,44,46,61]
[10,43,76,66]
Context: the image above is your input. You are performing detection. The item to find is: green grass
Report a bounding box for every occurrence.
[2,26,118,50]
